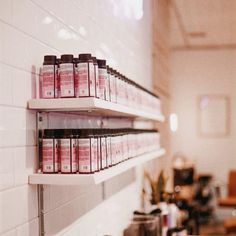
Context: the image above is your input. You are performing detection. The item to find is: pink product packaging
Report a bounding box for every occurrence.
[78,138,91,173]
[91,57,100,98]
[77,54,95,97]
[109,69,117,103]
[42,130,59,173]
[97,59,107,100]
[60,138,77,173]
[59,54,75,98]
[41,55,58,99]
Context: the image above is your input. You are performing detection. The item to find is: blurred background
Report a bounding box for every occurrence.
[0,0,236,235]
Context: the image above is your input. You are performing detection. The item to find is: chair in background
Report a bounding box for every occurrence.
[218,170,236,234]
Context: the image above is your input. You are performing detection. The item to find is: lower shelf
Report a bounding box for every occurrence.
[28,148,166,185]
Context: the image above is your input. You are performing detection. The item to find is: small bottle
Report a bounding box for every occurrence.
[78,129,93,173]
[105,129,112,167]
[97,59,107,100]
[100,129,107,169]
[109,68,117,103]
[74,58,79,98]
[41,55,57,99]
[91,57,100,98]
[56,58,61,98]
[106,66,111,102]
[92,129,100,172]
[59,54,75,98]
[42,129,59,173]
[78,53,95,97]
[59,129,77,173]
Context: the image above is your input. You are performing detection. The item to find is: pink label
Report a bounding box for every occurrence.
[106,137,112,166]
[110,75,117,103]
[98,68,107,100]
[91,138,97,172]
[89,62,95,97]
[54,139,59,172]
[78,139,91,173]
[42,139,54,172]
[60,139,71,173]
[97,138,101,170]
[74,66,79,97]
[60,63,74,97]
[95,65,99,98]
[42,65,55,98]
[71,139,77,172]
[78,62,95,97]
[111,137,117,165]
[101,137,107,168]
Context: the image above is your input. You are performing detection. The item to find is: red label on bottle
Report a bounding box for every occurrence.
[110,74,117,103]
[106,137,112,166]
[60,63,74,97]
[74,66,79,97]
[91,138,97,172]
[97,137,101,171]
[78,62,95,97]
[98,68,107,100]
[78,139,91,173]
[71,139,77,172]
[60,139,71,173]
[42,139,54,172]
[42,65,55,98]
[101,137,107,169]
[89,62,95,97]
[95,65,99,98]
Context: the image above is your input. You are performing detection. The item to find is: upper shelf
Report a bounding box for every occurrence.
[28,98,165,122]
[29,148,166,185]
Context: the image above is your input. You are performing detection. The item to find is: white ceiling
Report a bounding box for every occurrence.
[170,0,236,49]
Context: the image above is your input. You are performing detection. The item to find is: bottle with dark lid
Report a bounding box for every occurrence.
[42,129,59,173]
[59,129,78,173]
[100,129,108,169]
[78,129,93,174]
[109,67,117,103]
[78,53,95,97]
[59,54,75,98]
[41,55,58,99]
[92,129,101,172]
[91,57,100,98]
[97,59,108,100]
[106,66,112,102]
[74,57,79,98]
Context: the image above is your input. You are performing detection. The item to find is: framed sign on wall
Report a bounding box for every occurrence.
[197,95,230,138]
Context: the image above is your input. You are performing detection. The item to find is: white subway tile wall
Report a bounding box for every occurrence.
[0,0,152,235]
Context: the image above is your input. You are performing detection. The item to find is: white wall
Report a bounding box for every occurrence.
[0,0,153,235]
[170,49,236,183]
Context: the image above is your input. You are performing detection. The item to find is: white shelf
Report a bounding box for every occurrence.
[28,98,165,122]
[29,148,166,185]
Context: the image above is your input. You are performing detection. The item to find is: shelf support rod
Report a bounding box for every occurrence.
[38,184,45,236]
[36,112,45,236]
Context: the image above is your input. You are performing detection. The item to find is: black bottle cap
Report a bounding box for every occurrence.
[78,53,92,61]
[44,129,55,137]
[97,59,106,68]
[60,54,74,63]
[43,55,57,65]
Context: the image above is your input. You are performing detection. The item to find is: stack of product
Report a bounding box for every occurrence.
[40,129,160,174]
[40,53,161,114]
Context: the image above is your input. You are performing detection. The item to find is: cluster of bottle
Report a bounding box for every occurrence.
[40,129,160,174]
[40,54,161,114]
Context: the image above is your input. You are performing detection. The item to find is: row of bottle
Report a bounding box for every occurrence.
[40,54,161,114]
[40,128,160,174]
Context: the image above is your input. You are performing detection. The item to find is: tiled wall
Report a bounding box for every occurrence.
[0,0,153,235]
